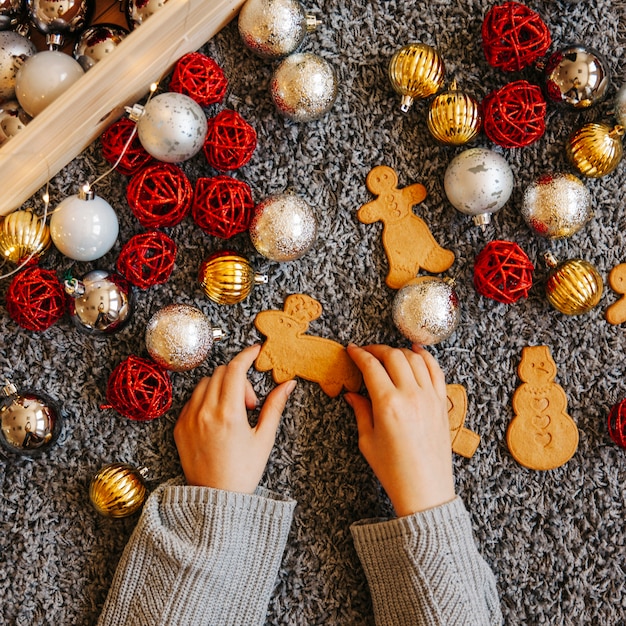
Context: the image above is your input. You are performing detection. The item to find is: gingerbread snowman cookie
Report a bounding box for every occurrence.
[606,263,626,325]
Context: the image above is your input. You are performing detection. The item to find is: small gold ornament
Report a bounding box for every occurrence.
[199,251,268,305]
[544,253,603,315]
[89,463,148,518]
[0,209,51,264]
[427,80,481,145]
[566,122,624,178]
[388,42,445,113]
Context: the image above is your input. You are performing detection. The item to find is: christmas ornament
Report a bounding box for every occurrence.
[566,122,624,178]
[169,51,228,106]
[426,80,481,146]
[89,462,148,518]
[0,0,26,30]
[0,30,36,101]
[199,250,268,305]
[101,117,153,176]
[126,91,207,163]
[14,50,84,117]
[49,188,119,261]
[145,303,224,372]
[607,399,626,449]
[28,0,93,49]
[0,99,30,145]
[521,172,592,239]
[103,355,172,421]
[615,82,626,128]
[203,109,257,171]
[249,193,317,262]
[481,1,551,72]
[270,52,337,122]
[473,240,534,304]
[392,276,460,345]
[388,42,445,113]
[544,253,603,315]
[443,147,514,226]
[64,269,135,335]
[238,0,319,59]
[5,265,65,331]
[73,23,128,71]
[192,175,254,238]
[126,0,168,29]
[0,380,61,456]
[482,80,546,148]
[0,208,50,264]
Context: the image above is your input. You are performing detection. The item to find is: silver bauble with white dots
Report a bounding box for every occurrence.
[0,30,36,101]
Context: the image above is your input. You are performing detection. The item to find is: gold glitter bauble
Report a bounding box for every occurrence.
[427,81,481,145]
[544,254,603,315]
[566,123,624,178]
[388,42,445,113]
[89,463,148,518]
[0,209,50,264]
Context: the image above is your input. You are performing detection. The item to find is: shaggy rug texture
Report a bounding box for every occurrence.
[2,0,626,624]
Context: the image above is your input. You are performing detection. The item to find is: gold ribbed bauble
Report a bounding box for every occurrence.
[427,81,481,145]
[566,122,624,178]
[199,251,268,305]
[89,463,148,518]
[388,42,445,113]
[0,209,51,264]
[544,253,603,315]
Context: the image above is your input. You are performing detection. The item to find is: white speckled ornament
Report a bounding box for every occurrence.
[0,30,36,102]
[0,99,30,145]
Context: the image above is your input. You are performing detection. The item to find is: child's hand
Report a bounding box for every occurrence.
[174,344,296,494]
[345,344,455,516]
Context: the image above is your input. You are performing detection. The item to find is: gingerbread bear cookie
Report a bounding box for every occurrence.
[254,294,362,397]
[606,263,626,325]
[357,165,455,289]
[507,345,579,470]
[446,383,480,458]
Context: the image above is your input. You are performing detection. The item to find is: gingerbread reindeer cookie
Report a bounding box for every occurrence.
[606,263,626,325]
[357,165,455,289]
[446,383,480,458]
[254,294,362,397]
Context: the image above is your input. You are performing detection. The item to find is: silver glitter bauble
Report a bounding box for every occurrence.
[0,30,35,101]
[0,99,29,145]
[0,0,26,30]
[270,52,337,122]
[27,0,94,48]
[249,193,317,262]
[73,23,128,71]
[145,303,224,372]
[392,276,460,345]
[521,173,592,239]
[65,269,135,335]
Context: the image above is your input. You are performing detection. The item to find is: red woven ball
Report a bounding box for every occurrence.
[169,51,228,106]
[203,109,257,171]
[608,399,626,449]
[482,80,546,148]
[116,230,177,290]
[104,355,172,421]
[473,240,534,304]
[192,175,254,238]
[101,118,153,176]
[126,162,193,228]
[482,1,551,72]
[5,266,65,331]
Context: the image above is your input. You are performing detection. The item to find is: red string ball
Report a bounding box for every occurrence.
[116,231,177,290]
[5,266,66,331]
[482,1,551,72]
[203,109,257,171]
[482,80,546,148]
[169,51,228,106]
[473,240,534,304]
[192,175,254,238]
[101,117,153,176]
[608,399,626,449]
[126,162,193,228]
[103,355,172,421]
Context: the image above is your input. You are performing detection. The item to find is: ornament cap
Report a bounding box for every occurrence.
[212,328,226,342]
[399,94,414,113]
[1,379,17,399]
[472,213,492,227]
[46,33,63,50]
[544,252,558,268]
[125,103,145,122]
[306,14,320,31]
[78,185,95,201]
[610,124,625,139]
[255,273,269,285]
[64,277,86,298]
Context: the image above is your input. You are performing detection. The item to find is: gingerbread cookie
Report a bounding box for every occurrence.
[446,383,480,458]
[357,165,455,289]
[606,263,626,325]
[254,294,362,397]
[507,345,579,470]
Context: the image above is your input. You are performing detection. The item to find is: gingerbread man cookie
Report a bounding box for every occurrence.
[446,383,480,458]
[606,263,626,325]
[357,165,455,289]
[254,294,362,397]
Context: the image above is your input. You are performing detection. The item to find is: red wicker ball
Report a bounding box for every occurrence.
[203,109,257,171]
[482,1,551,72]
[101,117,153,176]
[608,399,626,449]
[482,80,546,148]
[116,230,177,290]
[104,355,172,421]
[474,240,534,304]
[5,266,65,331]
[192,175,254,238]
[126,162,193,228]
[169,51,228,106]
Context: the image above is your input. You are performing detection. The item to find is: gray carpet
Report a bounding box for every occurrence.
[2,0,626,623]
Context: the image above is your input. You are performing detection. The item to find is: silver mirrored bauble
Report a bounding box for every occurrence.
[0,98,29,144]
[27,0,93,48]
[126,0,167,30]
[73,23,128,71]
[249,193,317,261]
[521,172,592,239]
[392,276,460,345]
[270,52,337,122]
[0,30,35,101]
[0,0,26,30]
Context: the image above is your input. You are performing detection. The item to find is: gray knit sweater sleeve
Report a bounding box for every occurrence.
[97,479,296,626]
[350,497,503,626]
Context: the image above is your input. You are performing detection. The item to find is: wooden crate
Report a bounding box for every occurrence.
[0,0,245,216]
